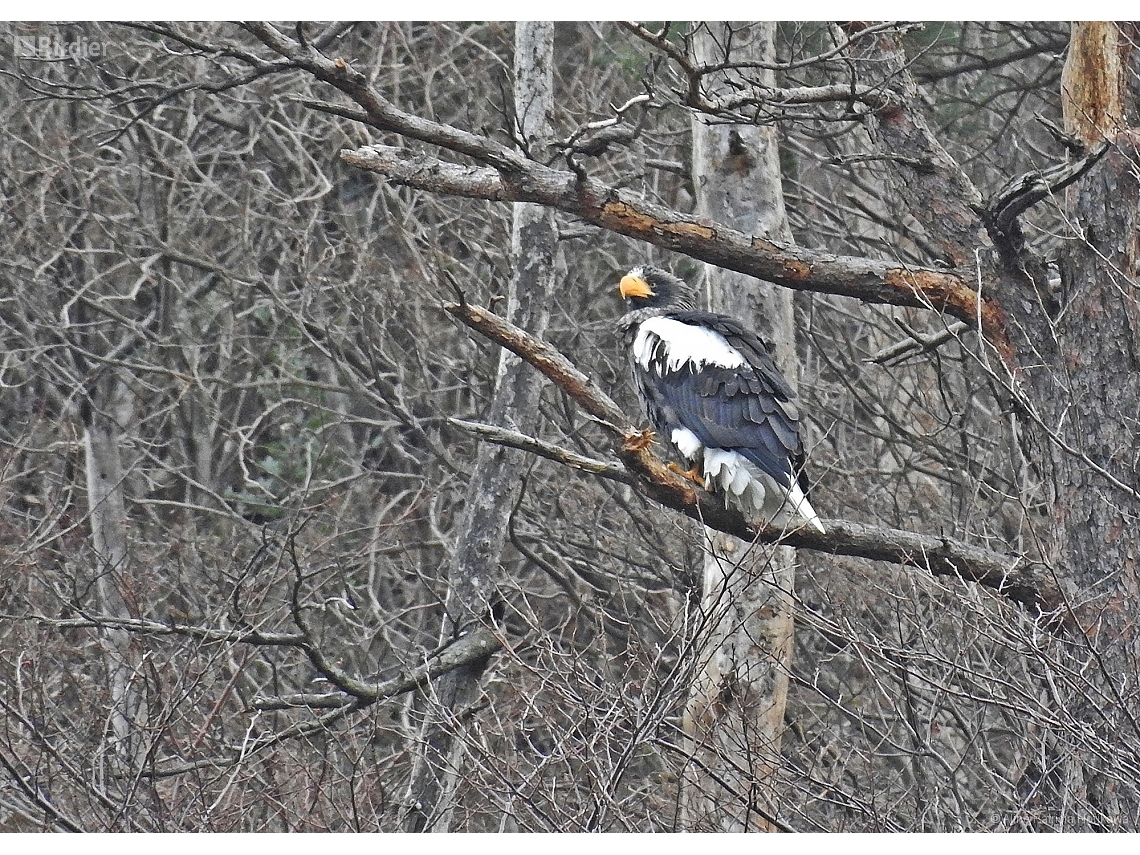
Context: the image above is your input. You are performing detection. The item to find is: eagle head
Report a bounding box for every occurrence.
[619,265,697,311]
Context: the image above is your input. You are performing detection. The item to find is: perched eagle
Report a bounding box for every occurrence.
[618,265,824,533]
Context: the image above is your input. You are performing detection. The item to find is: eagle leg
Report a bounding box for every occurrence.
[622,428,656,453]
[667,461,706,490]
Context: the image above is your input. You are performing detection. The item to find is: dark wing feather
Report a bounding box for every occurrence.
[630,311,805,489]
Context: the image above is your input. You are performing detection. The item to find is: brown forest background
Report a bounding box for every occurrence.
[1,21,1139,831]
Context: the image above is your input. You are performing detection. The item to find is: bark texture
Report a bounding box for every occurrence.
[1030,22,1140,828]
[681,22,797,832]
[1062,22,1129,145]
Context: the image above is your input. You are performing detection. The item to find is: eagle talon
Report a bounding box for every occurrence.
[622,428,656,453]
[667,462,706,490]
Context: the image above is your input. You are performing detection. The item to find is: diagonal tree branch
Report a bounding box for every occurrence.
[986,140,1111,244]
[19,610,502,712]
[251,625,502,711]
[448,418,633,482]
[227,23,1011,362]
[341,143,1012,364]
[444,301,1059,615]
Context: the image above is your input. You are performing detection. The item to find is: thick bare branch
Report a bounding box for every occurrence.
[344,144,1012,360]
[868,320,971,365]
[448,418,632,482]
[22,611,501,709]
[251,626,502,710]
[241,19,1015,365]
[444,301,1058,613]
[244,21,530,172]
[986,140,1110,243]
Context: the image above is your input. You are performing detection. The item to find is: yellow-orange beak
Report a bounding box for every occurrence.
[619,274,653,299]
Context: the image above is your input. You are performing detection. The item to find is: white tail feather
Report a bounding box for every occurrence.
[700,447,825,533]
[785,480,825,534]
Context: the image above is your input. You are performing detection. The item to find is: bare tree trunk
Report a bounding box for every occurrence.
[83,378,148,774]
[846,20,1140,829]
[1036,21,1140,828]
[402,20,558,833]
[681,22,798,832]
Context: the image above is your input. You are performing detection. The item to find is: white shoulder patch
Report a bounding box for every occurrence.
[634,317,745,373]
